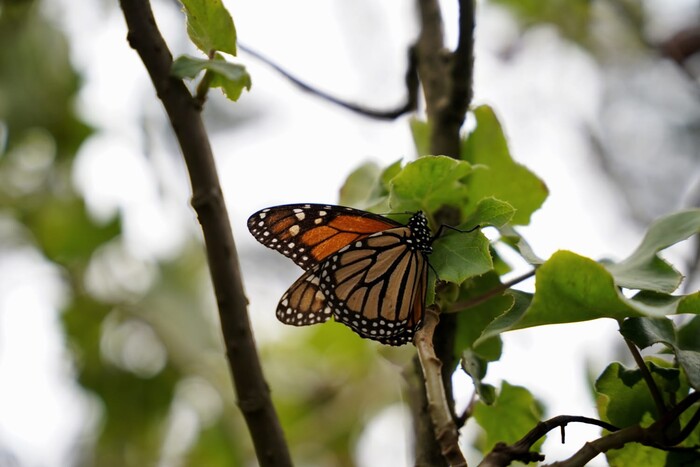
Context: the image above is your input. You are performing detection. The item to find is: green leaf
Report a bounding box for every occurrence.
[510,251,699,330]
[453,272,510,359]
[460,106,548,225]
[430,230,493,284]
[338,159,401,212]
[619,317,676,349]
[476,290,532,345]
[180,0,237,55]
[473,381,543,452]
[490,0,593,43]
[338,161,382,208]
[172,55,251,101]
[605,414,666,467]
[499,225,545,265]
[596,362,665,428]
[389,156,473,215]
[465,197,515,229]
[678,315,700,351]
[621,317,700,390]
[410,118,432,157]
[605,209,700,293]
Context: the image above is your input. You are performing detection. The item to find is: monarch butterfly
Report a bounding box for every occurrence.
[247,203,433,346]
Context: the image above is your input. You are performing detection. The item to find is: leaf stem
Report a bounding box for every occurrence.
[624,337,668,415]
[449,269,536,312]
[238,42,418,120]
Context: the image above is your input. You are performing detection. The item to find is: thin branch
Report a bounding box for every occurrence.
[478,415,620,467]
[624,338,667,415]
[415,305,469,467]
[449,269,536,312]
[544,424,646,467]
[118,2,292,466]
[546,392,700,466]
[238,42,418,120]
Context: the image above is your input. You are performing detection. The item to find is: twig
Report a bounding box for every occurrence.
[239,42,418,120]
[449,269,536,312]
[118,2,292,466]
[478,415,620,467]
[415,305,469,466]
[545,392,700,466]
[624,338,667,415]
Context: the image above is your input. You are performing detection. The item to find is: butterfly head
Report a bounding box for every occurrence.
[407,211,433,254]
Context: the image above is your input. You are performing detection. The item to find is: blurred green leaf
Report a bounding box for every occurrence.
[19,195,121,266]
[460,106,548,225]
[678,315,700,351]
[338,161,382,208]
[389,155,473,215]
[490,0,592,43]
[461,350,496,405]
[605,209,700,293]
[180,0,237,55]
[187,419,243,466]
[0,2,91,159]
[410,118,432,157]
[473,381,543,452]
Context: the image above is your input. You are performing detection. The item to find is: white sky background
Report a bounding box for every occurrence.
[0,0,698,466]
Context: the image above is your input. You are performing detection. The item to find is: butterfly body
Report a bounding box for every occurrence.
[248,204,432,346]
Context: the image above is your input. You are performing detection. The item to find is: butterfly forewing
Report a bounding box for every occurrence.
[248,204,401,271]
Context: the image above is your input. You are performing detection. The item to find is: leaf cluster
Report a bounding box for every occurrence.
[340,104,700,462]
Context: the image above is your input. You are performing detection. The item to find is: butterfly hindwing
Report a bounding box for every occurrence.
[276,266,332,326]
[315,224,428,346]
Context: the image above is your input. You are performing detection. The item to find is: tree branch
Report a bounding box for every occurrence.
[479,415,621,467]
[411,1,477,464]
[239,42,418,120]
[624,338,667,415]
[118,2,292,465]
[415,305,468,466]
[449,269,536,312]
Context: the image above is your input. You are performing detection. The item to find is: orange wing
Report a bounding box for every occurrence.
[247,204,401,270]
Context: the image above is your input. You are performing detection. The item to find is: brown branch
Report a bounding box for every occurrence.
[479,415,621,467]
[545,392,700,466]
[239,42,418,120]
[624,338,667,415]
[416,0,475,157]
[118,2,292,466]
[415,305,468,466]
[410,1,477,464]
[449,269,536,312]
